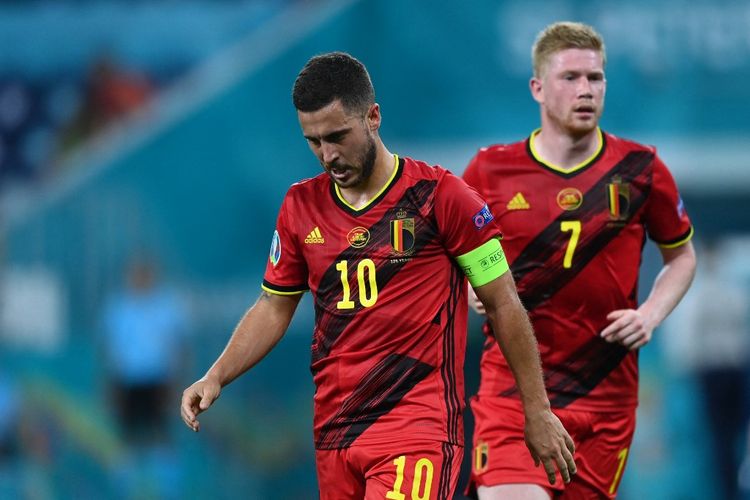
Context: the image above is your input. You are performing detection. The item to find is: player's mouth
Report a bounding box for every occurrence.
[328,165,354,182]
[573,104,596,117]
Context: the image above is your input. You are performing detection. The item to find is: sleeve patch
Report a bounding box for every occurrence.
[472,204,495,230]
[269,230,281,266]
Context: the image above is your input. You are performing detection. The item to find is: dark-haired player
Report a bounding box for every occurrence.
[181,51,575,499]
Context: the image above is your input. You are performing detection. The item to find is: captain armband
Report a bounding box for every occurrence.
[455,238,509,288]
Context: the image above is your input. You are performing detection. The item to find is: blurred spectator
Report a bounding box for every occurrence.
[0,371,20,462]
[57,54,154,160]
[101,256,188,499]
[670,239,750,500]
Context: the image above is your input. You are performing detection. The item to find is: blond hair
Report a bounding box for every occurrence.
[532,22,606,78]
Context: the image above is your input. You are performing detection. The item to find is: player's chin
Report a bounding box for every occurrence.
[568,121,598,135]
[332,173,364,189]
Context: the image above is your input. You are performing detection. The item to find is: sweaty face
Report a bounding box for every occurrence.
[298,100,377,189]
[536,48,606,137]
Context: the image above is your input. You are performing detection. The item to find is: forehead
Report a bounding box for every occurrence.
[297,99,360,137]
[545,48,604,74]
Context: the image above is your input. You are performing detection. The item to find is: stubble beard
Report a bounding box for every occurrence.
[329,135,377,189]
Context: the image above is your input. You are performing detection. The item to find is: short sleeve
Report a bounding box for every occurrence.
[434,170,502,258]
[644,155,694,248]
[462,152,481,190]
[262,192,309,295]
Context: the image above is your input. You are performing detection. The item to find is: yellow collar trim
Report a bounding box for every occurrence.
[335,154,399,211]
[529,128,603,174]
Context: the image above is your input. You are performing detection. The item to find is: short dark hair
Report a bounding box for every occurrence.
[292,52,375,114]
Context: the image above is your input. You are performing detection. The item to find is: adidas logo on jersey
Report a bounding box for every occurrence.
[304,226,325,244]
[506,192,530,210]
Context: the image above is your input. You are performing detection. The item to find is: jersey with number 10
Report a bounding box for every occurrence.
[263,156,502,448]
[463,130,693,411]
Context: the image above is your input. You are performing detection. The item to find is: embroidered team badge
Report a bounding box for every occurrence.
[390,218,415,253]
[557,188,583,211]
[607,176,630,221]
[506,192,530,210]
[474,440,489,474]
[347,226,370,248]
[269,230,281,266]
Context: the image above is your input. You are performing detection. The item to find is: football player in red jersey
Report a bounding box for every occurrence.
[464,22,697,499]
[180,52,575,498]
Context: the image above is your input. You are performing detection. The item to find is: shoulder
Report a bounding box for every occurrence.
[603,131,658,156]
[399,156,454,186]
[401,156,442,176]
[468,138,529,172]
[399,157,471,199]
[286,172,330,199]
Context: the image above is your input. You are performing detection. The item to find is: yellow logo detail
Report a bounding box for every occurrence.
[304,226,325,244]
[506,192,530,210]
[557,188,583,211]
[347,227,370,248]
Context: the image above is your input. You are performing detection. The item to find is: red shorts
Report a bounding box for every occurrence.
[316,439,463,500]
[468,396,635,499]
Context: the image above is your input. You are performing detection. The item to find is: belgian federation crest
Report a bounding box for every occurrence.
[607,176,631,221]
[474,440,489,474]
[390,217,415,253]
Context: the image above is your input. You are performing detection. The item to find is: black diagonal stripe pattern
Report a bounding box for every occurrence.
[500,337,629,408]
[442,262,464,445]
[513,151,654,311]
[312,180,439,366]
[315,353,434,449]
[494,151,654,407]
[438,441,455,500]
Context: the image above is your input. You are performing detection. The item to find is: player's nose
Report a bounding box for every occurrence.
[320,143,339,164]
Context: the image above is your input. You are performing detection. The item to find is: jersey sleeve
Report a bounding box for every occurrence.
[435,170,502,255]
[262,191,309,295]
[434,170,508,286]
[461,150,488,198]
[644,155,694,248]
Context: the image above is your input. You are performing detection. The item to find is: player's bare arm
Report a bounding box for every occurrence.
[601,241,696,350]
[468,284,486,315]
[180,291,302,432]
[474,272,577,485]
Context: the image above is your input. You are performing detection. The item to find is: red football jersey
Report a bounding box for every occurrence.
[263,156,502,448]
[463,129,693,411]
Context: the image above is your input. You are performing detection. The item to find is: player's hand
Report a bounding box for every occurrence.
[524,409,577,485]
[600,309,654,350]
[181,377,221,432]
[468,285,486,315]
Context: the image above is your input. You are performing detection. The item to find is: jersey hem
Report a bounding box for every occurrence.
[474,394,638,413]
[314,430,462,450]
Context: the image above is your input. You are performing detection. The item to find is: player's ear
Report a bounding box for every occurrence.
[366,103,381,131]
[530,77,544,104]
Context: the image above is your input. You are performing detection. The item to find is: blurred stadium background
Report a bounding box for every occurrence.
[1,0,749,498]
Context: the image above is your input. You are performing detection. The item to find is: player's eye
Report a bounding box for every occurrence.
[325,132,346,144]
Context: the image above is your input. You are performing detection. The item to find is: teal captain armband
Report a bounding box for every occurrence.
[455,238,509,287]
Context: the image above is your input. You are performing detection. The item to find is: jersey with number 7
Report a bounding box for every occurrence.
[463,129,693,412]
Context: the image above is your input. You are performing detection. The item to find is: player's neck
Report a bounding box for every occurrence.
[338,145,396,209]
[533,126,600,170]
